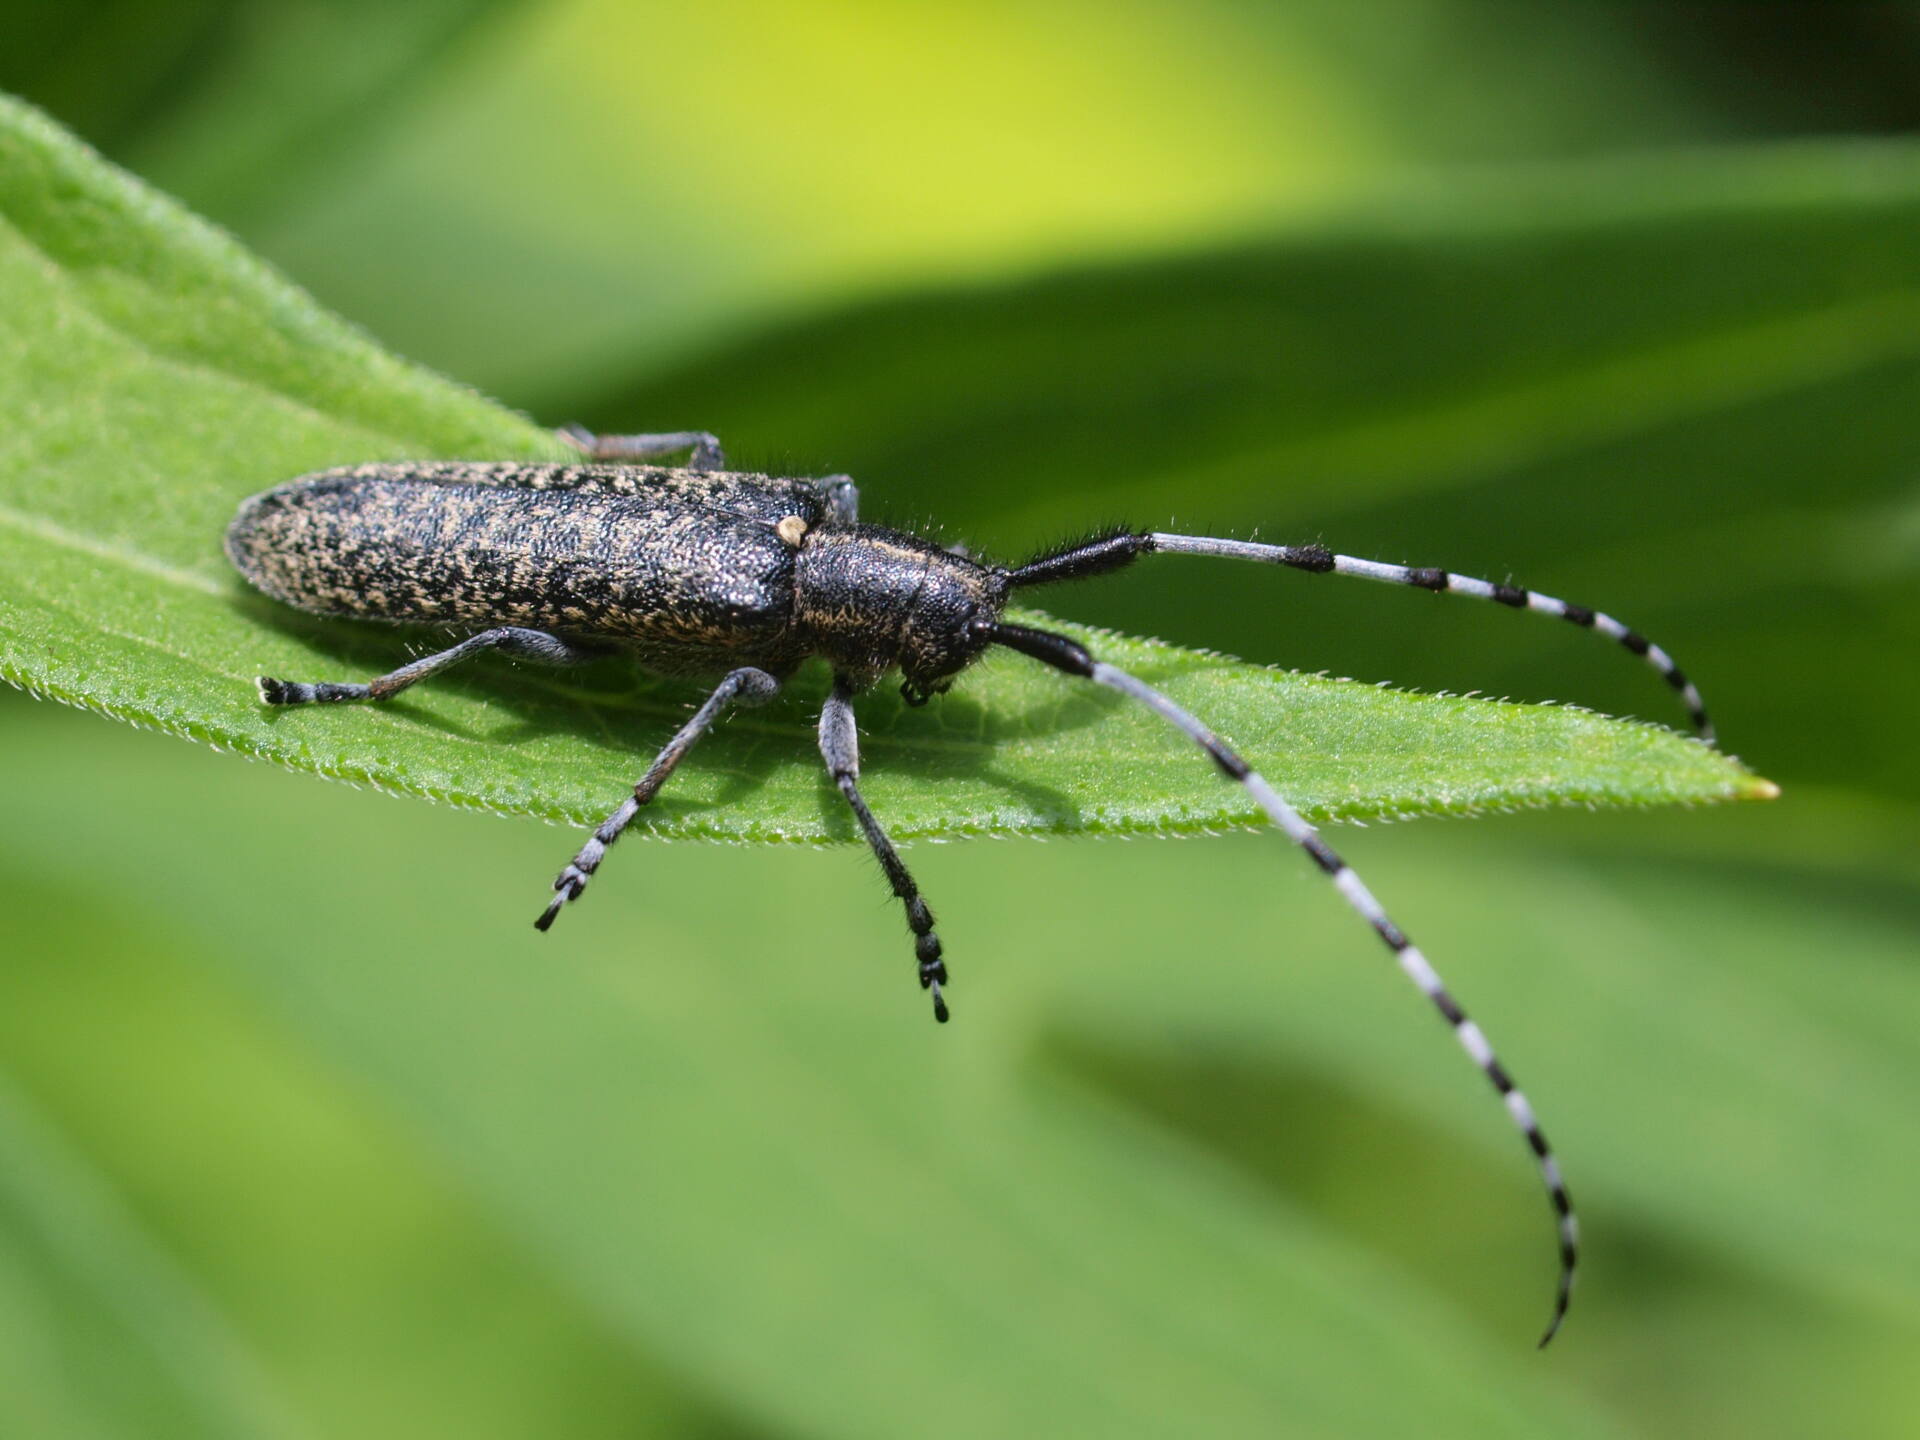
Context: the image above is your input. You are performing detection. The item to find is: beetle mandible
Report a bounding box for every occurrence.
[227,425,1721,1345]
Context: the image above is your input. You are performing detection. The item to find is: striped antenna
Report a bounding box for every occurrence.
[980,618,1580,1347]
[1147,534,1712,744]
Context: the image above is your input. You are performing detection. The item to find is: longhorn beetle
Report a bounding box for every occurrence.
[227,425,1721,1346]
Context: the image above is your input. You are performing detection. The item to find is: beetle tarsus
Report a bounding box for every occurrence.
[534,874,582,931]
[257,676,369,705]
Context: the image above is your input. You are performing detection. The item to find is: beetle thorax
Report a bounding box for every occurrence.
[793,525,1008,694]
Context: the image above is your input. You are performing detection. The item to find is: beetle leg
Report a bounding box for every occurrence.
[256,627,603,705]
[818,475,860,525]
[556,425,726,471]
[536,667,781,930]
[819,679,949,1022]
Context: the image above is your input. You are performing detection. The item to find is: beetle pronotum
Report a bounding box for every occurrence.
[227,426,1725,1345]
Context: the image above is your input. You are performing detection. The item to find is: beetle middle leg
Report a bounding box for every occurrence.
[819,679,950,1022]
[257,627,604,705]
[536,666,782,931]
[556,425,725,471]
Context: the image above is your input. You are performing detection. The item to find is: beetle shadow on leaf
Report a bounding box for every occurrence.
[806,681,1092,842]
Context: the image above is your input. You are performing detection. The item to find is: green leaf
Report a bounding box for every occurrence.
[0,759,733,1440]
[0,0,518,228]
[0,95,1763,841]
[0,1075,293,1440]
[0,694,1645,1440]
[8,687,1915,1439]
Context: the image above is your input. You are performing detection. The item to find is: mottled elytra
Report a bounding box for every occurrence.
[227,425,1723,1347]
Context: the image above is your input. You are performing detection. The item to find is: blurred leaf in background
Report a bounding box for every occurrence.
[3,4,1920,1439]
[0,0,518,225]
[0,0,1805,401]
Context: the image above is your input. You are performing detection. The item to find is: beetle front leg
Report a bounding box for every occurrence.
[257,627,604,705]
[556,425,725,471]
[819,679,950,1022]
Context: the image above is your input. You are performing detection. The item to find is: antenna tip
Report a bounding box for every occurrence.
[1536,1299,1570,1349]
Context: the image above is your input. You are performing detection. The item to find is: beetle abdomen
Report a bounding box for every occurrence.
[227,469,808,671]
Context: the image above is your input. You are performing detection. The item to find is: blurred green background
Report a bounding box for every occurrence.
[4,4,1920,1437]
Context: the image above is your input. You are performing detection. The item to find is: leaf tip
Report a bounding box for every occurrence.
[1744,776,1782,801]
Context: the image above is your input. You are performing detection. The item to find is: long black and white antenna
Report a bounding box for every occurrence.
[1008,531,1713,744]
[978,618,1580,1347]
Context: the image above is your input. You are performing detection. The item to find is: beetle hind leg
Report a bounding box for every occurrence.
[257,627,603,706]
[258,677,373,704]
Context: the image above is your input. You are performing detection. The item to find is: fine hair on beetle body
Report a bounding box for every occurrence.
[227,425,1726,1347]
